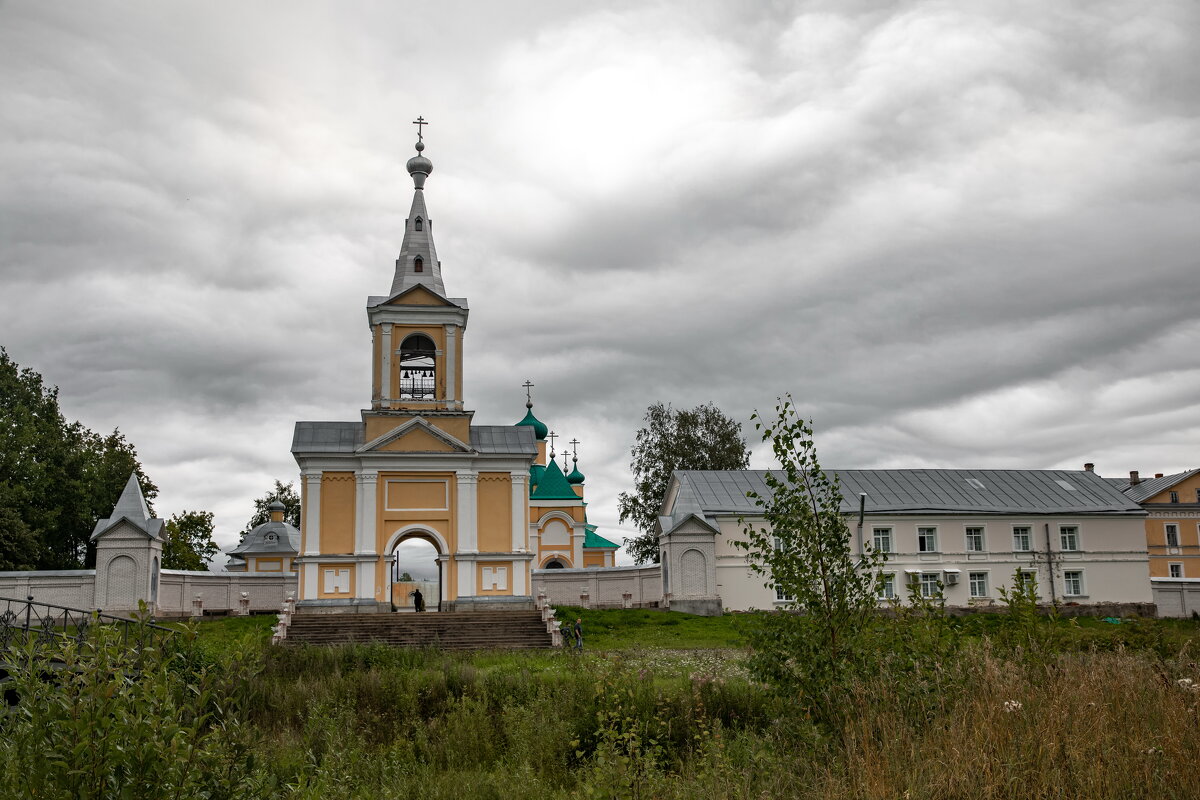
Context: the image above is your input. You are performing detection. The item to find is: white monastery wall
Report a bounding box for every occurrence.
[533,564,662,608]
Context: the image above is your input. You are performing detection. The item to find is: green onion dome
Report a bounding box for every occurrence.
[530,462,546,488]
[516,407,549,441]
[566,459,585,485]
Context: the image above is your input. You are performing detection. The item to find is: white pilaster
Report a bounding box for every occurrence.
[355,561,374,600]
[380,323,393,408]
[437,555,451,602]
[354,470,378,555]
[302,563,318,600]
[303,472,322,556]
[573,524,585,568]
[510,472,528,553]
[444,324,458,410]
[456,471,478,596]
[512,558,527,596]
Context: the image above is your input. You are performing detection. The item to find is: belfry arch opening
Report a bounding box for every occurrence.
[542,558,567,569]
[399,333,436,401]
[389,533,441,612]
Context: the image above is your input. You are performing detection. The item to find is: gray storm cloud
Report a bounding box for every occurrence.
[1,0,1198,556]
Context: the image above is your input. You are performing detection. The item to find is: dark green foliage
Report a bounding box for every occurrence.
[618,402,750,564]
[0,349,158,569]
[240,479,301,539]
[163,509,221,570]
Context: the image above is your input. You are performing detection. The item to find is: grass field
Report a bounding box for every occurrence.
[7,609,1200,798]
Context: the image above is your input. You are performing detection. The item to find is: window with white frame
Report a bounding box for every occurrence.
[1166,524,1180,547]
[872,527,892,553]
[919,572,941,598]
[965,526,985,552]
[1169,563,1184,578]
[1063,570,1084,596]
[918,527,938,553]
[1013,526,1032,552]
[877,573,896,600]
[1059,526,1080,552]
[968,571,988,598]
[775,585,793,602]
[1015,570,1035,590]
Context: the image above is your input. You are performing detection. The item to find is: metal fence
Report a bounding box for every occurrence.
[0,595,177,653]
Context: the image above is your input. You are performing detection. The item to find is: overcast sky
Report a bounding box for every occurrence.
[2,0,1198,562]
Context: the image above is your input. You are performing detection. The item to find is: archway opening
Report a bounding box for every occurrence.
[399,333,436,400]
[390,535,441,612]
[543,559,567,569]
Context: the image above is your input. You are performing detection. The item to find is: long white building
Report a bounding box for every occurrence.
[656,469,1152,614]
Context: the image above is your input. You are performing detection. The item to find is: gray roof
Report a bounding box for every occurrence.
[664,469,1145,529]
[228,520,300,556]
[91,473,164,541]
[293,421,363,453]
[1121,469,1200,503]
[470,425,537,454]
[292,421,535,456]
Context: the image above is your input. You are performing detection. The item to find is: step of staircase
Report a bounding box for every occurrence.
[285,610,554,650]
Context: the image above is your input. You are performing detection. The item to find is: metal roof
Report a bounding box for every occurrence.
[292,421,535,455]
[665,469,1146,526]
[1122,469,1200,503]
[228,521,301,556]
[470,425,537,454]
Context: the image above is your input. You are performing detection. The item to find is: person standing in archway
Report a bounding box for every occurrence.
[413,588,425,613]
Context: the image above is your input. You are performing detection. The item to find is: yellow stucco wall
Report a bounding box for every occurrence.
[378,426,456,452]
[477,473,512,552]
[253,557,283,571]
[319,472,357,554]
[1144,475,1200,505]
[386,285,452,306]
[583,552,607,568]
[1141,475,1200,578]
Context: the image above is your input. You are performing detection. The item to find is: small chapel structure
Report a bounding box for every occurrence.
[290,126,617,614]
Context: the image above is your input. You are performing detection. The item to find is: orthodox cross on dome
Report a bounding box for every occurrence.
[547,430,558,457]
[523,379,535,408]
[561,450,570,471]
[412,116,429,142]
[569,438,580,461]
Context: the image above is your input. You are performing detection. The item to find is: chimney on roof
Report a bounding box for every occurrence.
[1130,470,1141,485]
[1084,463,1094,472]
[1156,473,1164,479]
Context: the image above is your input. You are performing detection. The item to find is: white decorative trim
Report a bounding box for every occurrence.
[380,323,393,409]
[303,472,322,556]
[444,324,457,409]
[354,471,378,555]
[511,472,528,553]
[384,525,450,556]
[357,416,472,454]
[457,471,479,555]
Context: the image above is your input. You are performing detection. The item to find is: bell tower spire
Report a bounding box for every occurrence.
[390,118,446,298]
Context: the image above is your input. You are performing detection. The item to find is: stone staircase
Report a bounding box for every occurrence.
[285,610,554,650]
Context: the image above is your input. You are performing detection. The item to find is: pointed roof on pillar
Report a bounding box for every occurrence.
[389,131,446,298]
[90,473,164,541]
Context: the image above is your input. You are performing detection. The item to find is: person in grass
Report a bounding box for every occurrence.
[573,618,583,651]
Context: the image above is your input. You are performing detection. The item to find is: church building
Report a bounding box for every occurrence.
[290,127,617,613]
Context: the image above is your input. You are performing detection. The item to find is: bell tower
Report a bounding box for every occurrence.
[364,125,470,443]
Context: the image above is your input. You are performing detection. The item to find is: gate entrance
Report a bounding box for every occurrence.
[388,535,441,612]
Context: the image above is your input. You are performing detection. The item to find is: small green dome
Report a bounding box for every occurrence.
[516,407,548,440]
[530,462,546,487]
[566,463,585,485]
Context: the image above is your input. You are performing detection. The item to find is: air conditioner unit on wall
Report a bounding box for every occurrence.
[942,569,960,585]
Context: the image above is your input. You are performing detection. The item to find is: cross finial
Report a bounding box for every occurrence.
[561,450,570,471]
[412,116,429,142]
[522,379,534,408]
[547,430,558,456]
[569,438,580,461]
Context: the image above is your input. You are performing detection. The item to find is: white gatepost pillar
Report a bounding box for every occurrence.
[572,523,585,568]
[444,324,458,410]
[303,472,322,556]
[511,472,529,597]
[456,471,478,597]
[380,323,393,409]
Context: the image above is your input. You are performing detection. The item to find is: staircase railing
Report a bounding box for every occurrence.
[535,588,563,647]
[0,595,176,654]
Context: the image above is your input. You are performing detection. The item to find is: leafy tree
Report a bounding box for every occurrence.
[162,510,220,570]
[732,395,886,724]
[241,480,301,538]
[618,402,749,564]
[0,348,157,570]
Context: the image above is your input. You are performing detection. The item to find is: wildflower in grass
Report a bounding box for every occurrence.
[1003,700,1023,713]
[1177,678,1197,690]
